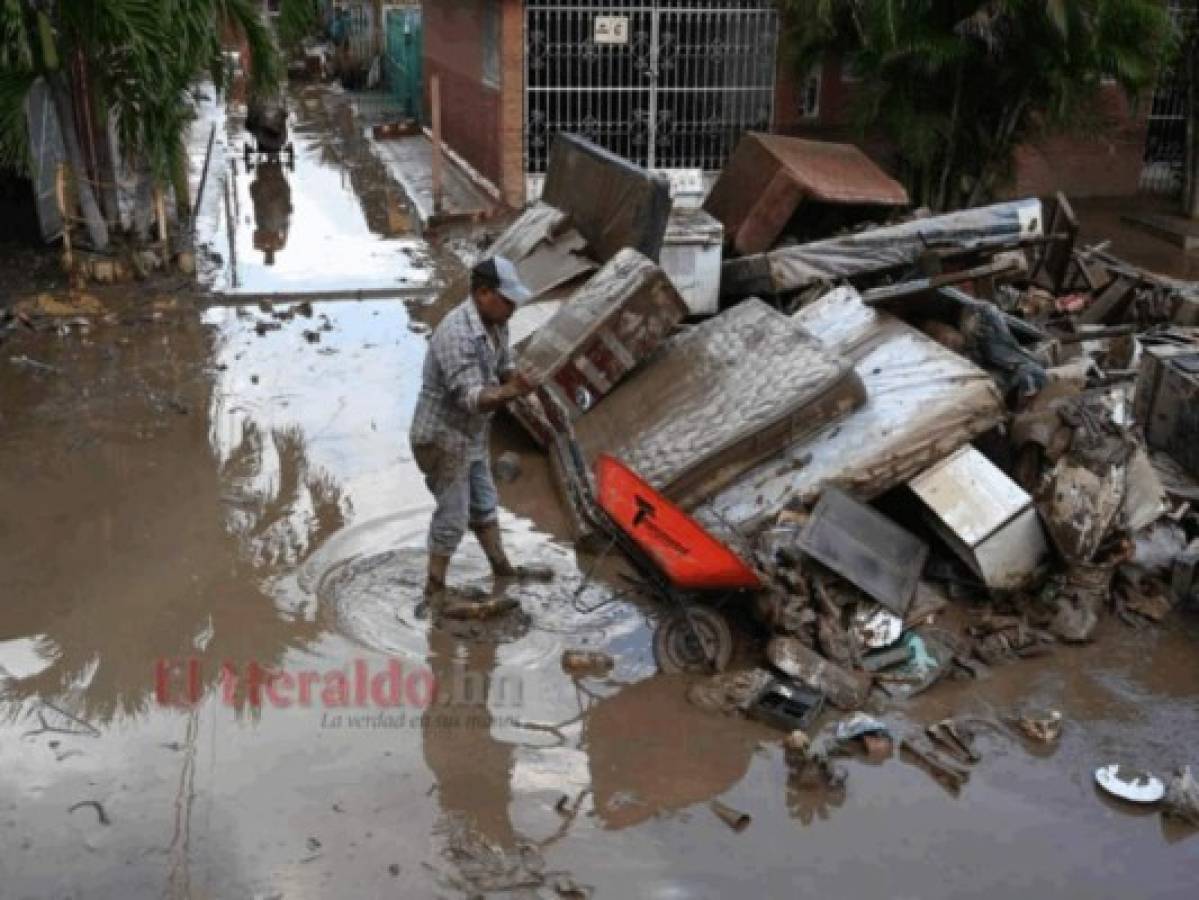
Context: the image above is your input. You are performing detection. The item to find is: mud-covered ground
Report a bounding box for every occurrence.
[1,89,1197,899]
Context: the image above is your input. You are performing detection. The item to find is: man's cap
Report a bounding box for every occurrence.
[473,255,533,307]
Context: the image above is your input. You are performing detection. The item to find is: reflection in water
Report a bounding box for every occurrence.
[423,626,517,849]
[582,675,760,830]
[0,317,325,725]
[217,96,432,295]
[248,160,292,266]
[221,421,348,569]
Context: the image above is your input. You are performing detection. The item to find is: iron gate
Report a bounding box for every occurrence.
[385,5,423,120]
[524,0,779,178]
[1140,0,1194,196]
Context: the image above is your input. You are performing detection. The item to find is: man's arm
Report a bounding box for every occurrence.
[475,372,534,413]
[435,331,533,414]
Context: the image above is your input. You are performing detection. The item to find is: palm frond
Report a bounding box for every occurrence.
[218,0,281,96]
[0,68,36,174]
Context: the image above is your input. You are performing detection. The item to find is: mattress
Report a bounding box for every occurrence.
[695,287,1007,535]
[569,297,866,510]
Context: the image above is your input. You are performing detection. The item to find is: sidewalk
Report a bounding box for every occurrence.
[370,131,497,230]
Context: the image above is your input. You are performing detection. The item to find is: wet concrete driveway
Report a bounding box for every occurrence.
[1,87,1197,898]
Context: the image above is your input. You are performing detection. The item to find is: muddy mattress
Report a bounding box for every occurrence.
[695,287,1007,535]
[513,248,689,446]
[569,298,866,509]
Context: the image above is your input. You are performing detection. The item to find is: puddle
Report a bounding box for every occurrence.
[198,87,434,296]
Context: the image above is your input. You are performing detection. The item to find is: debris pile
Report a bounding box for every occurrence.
[489,132,1197,804]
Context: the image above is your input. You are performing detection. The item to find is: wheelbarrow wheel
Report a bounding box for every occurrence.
[653,605,734,675]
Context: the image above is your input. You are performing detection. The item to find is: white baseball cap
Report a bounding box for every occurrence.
[473,255,533,307]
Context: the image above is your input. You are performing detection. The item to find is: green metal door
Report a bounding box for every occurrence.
[385,7,423,121]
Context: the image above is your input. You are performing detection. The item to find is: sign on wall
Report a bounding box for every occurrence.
[593,15,630,45]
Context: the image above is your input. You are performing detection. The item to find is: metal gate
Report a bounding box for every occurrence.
[524,0,779,180]
[385,5,423,120]
[1140,0,1194,196]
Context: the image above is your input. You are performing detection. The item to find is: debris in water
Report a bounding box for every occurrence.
[553,874,593,898]
[1014,709,1063,743]
[560,649,614,678]
[1094,764,1165,804]
[709,799,752,832]
[9,354,61,375]
[1161,767,1199,825]
[68,800,111,825]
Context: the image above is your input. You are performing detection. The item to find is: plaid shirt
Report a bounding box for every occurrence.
[410,298,514,460]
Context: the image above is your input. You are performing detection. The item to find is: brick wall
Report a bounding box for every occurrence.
[423,0,525,207]
[423,0,502,194]
[1007,86,1149,199]
[498,0,525,206]
[775,61,1149,200]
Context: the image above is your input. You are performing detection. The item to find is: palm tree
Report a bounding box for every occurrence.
[781,0,1176,210]
[0,0,279,252]
[277,0,321,53]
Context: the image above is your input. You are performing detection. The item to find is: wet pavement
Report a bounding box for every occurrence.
[2,88,1198,899]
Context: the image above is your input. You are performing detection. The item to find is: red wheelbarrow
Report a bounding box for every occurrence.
[548,398,762,673]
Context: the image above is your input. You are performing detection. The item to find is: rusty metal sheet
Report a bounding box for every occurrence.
[705,133,909,255]
[798,486,927,617]
[541,133,672,264]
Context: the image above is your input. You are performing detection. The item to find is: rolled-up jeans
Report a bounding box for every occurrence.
[412,444,500,555]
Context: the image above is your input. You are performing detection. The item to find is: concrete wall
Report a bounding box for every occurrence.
[423,0,525,207]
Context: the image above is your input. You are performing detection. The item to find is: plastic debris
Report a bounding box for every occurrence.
[1015,709,1063,743]
[560,649,615,678]
[1095,765,1165,804]
[710,799,752,833]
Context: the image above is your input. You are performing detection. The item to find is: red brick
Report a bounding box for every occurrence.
[423,0,505,194]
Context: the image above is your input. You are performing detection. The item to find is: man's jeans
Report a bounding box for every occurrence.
[413,444,500,555]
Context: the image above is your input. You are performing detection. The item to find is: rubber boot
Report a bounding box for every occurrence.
[472,522,517,576]
[415,553,452,620]
[472,523,553,582]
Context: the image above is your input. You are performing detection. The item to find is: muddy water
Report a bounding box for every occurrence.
[3,99,1198,898]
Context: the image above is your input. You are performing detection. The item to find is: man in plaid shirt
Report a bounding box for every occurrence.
[410,256,539,601]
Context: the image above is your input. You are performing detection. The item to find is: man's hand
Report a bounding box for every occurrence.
[506,371,535,397]
[475,372,536,413]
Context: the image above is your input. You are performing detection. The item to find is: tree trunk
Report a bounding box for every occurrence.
[131,167,155,241]
[46,72,109,251]
[968,96,1028,207]
[171,143,192,226]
